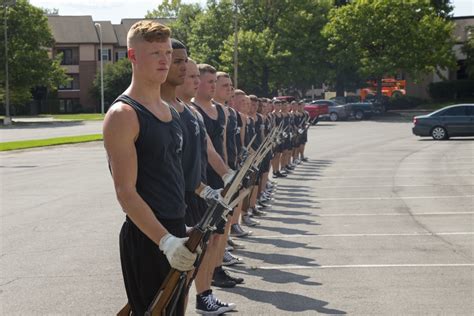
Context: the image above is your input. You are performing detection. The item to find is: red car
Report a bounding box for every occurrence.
[304,100,330,124]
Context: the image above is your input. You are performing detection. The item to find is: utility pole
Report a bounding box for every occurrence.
[94,23,104,115]
[3,0,16,125]
[233,0,239,88]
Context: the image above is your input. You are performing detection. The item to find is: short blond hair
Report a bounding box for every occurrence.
[127,20,171,48]
[216,71,230,79]
[234,89,246,96]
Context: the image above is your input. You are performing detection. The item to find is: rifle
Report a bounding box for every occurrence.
[117,133,264,316]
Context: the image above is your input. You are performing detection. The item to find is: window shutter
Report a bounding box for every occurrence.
[98,49,101,61]
[108,49,111,61]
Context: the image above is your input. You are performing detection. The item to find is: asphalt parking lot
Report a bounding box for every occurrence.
[1,120,473,315]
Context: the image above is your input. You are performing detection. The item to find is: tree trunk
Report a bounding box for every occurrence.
[336,76,345,97]
[262,65,270,96]
[376,76,383,103]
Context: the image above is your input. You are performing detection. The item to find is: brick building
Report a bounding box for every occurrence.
[46,16,172,113]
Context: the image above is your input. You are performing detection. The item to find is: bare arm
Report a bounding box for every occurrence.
[103,104,168,246]
[240,113,246,147]
[207,133,229,177]
[219,104,228,165]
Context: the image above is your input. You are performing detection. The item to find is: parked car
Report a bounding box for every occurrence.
[412,104,474,140]
[345,102,376,120]
[304,100,329,123]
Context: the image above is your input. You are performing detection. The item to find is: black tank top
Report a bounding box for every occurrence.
[245,117,255,148]
[177,101,202,191]
[236,113,243,154]
[113,95,186,220]
[226,107,238,168]
[194,101,226,159]
[254,114,264,148]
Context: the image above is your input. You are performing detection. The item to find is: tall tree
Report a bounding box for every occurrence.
[91,58,132,107]
[323,0,457,99]
[462,26,474,79]
[146,0,202,48]
[0,0,68,108]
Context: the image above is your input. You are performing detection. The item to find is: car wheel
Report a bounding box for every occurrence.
[391,91,403,98]
[431,126,448,140]
[354,110,364,120]
[329,112,339,121]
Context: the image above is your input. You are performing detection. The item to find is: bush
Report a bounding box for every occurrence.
[429,80,474,100]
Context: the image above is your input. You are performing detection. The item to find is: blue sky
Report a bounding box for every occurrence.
[30,0,473,24]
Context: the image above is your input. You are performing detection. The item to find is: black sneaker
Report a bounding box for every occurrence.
[278,171,288,177]
[302,157,309,162]
[212,268,236,288]
[196,290,228,315]
[211,292,236,312]
[257,200,271,209]
[252,207,267,217]
[228,236,246,249]
[215,266,244,284]
[230,223,249,237]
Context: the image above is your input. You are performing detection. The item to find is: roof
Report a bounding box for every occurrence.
[47,15,99,44]
[113,24,128,47]
[94,21,118,44]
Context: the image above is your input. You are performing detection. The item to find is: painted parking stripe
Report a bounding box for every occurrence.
[250,232,474,239]
[309,184,473,189]
[315,211,474,217]
[256,263,474,270]
[309,195,474,201]
[314,175,473,179]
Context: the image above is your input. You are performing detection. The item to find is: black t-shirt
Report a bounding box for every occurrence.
[177,101,202,191]
[113,95,186,220]
[226,107,238,169]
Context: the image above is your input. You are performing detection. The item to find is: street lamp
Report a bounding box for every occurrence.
[94,22,104,115]
[3,0,16,125]
[233,0,239,88]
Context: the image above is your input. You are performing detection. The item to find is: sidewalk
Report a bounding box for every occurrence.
[0,120,103,142]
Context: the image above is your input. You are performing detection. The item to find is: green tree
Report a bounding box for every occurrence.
[91,58,132,107]
[146,0,202,48]
[187,0,234,67]
[0,0,68,109]
[323,0,457,99]
[462,26,474,79]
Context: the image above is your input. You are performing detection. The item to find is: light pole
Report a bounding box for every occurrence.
[94,22,104,115]
[3,0,16,125]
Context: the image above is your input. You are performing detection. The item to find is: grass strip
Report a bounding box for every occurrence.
[44,114,105,121]
[0,134,103,151]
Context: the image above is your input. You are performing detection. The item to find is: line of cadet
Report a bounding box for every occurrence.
[103,21,311,315]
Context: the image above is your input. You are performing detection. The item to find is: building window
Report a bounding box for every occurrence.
[59,99,81,113]
[57,48,79,65]
[98,49,112,61]
[116,51,127,61]
[58,74,79,90]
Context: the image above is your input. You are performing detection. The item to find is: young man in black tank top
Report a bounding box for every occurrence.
[212,72,248,272]
[271,101,287,178]
[103,21,197,315]
[163,42,236,315]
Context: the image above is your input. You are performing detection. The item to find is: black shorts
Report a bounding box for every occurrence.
[302,131,308,144]
[260,152,271,173]
[119,217,186,316]
[184,191,208,227]
[284,139,292,151]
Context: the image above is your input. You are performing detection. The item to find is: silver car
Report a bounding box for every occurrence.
[328,103,351,121]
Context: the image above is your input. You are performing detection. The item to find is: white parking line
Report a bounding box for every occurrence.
[251,232,474,239]
[311,195,474,201]
[256,263,474,270]
[316,175,473,179]
[319,168,473,172]
[310,184,473,189]
[316,212,474,217]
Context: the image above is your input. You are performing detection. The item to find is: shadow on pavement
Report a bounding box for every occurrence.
[234,249,319,266]
[269,209,317,216]
[418,138,474,141]
[230,265,322,286]
[272,202,319,209]
[262,216,320,226]
[222,286,346,314]
[243,236,321,250]
[253,225,314,236]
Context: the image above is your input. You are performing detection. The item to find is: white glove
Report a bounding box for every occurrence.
[298,128,304,134]
[222,169,236,187]
[159,233,197,271]
[282,132,288,138]
[199,185,224,203]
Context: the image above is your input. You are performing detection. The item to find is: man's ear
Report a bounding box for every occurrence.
[128,48,136,63]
